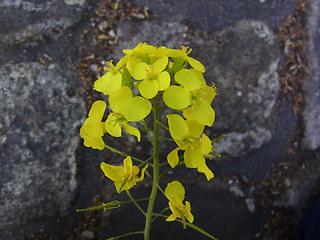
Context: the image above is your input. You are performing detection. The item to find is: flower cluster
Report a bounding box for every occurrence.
[80,43,217,226]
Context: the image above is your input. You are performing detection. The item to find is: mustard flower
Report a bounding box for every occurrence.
[168,46,205,73]
[105,87,152,141]
[123,43,169,64]
[123,43,157,59]
[94,57,129,95]
[167,114,214,181]
[131,56,170,99]
[100,156,148,193]
[165,181,194,223]
[80,100,107,150]
[163,69,216,126]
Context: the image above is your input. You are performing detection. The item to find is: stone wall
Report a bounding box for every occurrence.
[0,0,319,239]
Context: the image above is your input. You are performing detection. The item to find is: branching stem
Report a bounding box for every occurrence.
[144,95,160,240]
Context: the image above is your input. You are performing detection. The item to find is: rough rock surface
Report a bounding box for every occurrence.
[198,20,280,157]
[0,0,86,47]
[133,0,300,32]
[0,62,85,238]
[0,0,319,239]
[0,0,90,239]
[303,0,320,150]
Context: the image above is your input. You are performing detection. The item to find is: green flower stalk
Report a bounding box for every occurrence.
[78,43,222,240]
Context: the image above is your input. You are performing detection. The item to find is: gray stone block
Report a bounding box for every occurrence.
[0,0,89,47]
[0,62,85,236]
[303,0,320,150]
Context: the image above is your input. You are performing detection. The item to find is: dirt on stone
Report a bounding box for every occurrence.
[276,0,310,152]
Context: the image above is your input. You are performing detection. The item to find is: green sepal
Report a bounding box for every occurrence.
[122,65,133,87]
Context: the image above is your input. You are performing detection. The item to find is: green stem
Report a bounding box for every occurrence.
[159,136,174,142]
[211,134,226,144]
[144,95,160,240]
[156,120,169,132]
[106,231,144,240]
[104,144,153,166]
[153,213,219,240]
[141,120,154,145]
[126,190,146,216]
[151,207,170,223]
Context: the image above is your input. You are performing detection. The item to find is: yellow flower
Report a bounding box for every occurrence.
[168,46,205,73]
[80,100,107,150]
[163,69,216,126]
[105,87,152,141]
[123,43,158,59]
[165,181,194,223]
[131,56,170,99]
[94,59,128,95]
[123,43,168,64]
[166,114,214,181]
[100,156,148,193]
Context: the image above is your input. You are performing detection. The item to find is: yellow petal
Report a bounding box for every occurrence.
[109,87,132,113]
[125,56,141,75]
[115,179,135,193]
[190,69,207,86]
[138,164,148,181]
[100,162,124,182]
[185,201,194,223]
[131,165,140,177]
[123,124,141,142]
[123,156,133,174]
[132,62,150,80]
[165,181,185,202]
[187,56,205,72]
[167,114,189,141]
[139,79,158,99]
[157,71,170,91]
[166,213,177,222]
[82,118,104,137]
[198,161,214,181]
[152,56,168,73]
[191,100,215,126]
[184,148,214,180]
[94,72,122,95]
[163,85,191,110]
[199,134,212,155]
[185,119,205,139]
[105,113,122,137]
[184,148,201,168]
[116,54,130,68]
[167,147,180,168]
[202,85,216,104]
[81,126,105,150]
[168,49,186,58]
[88,100,107,118]
[122,97,152,122]
[175,69,201,91]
